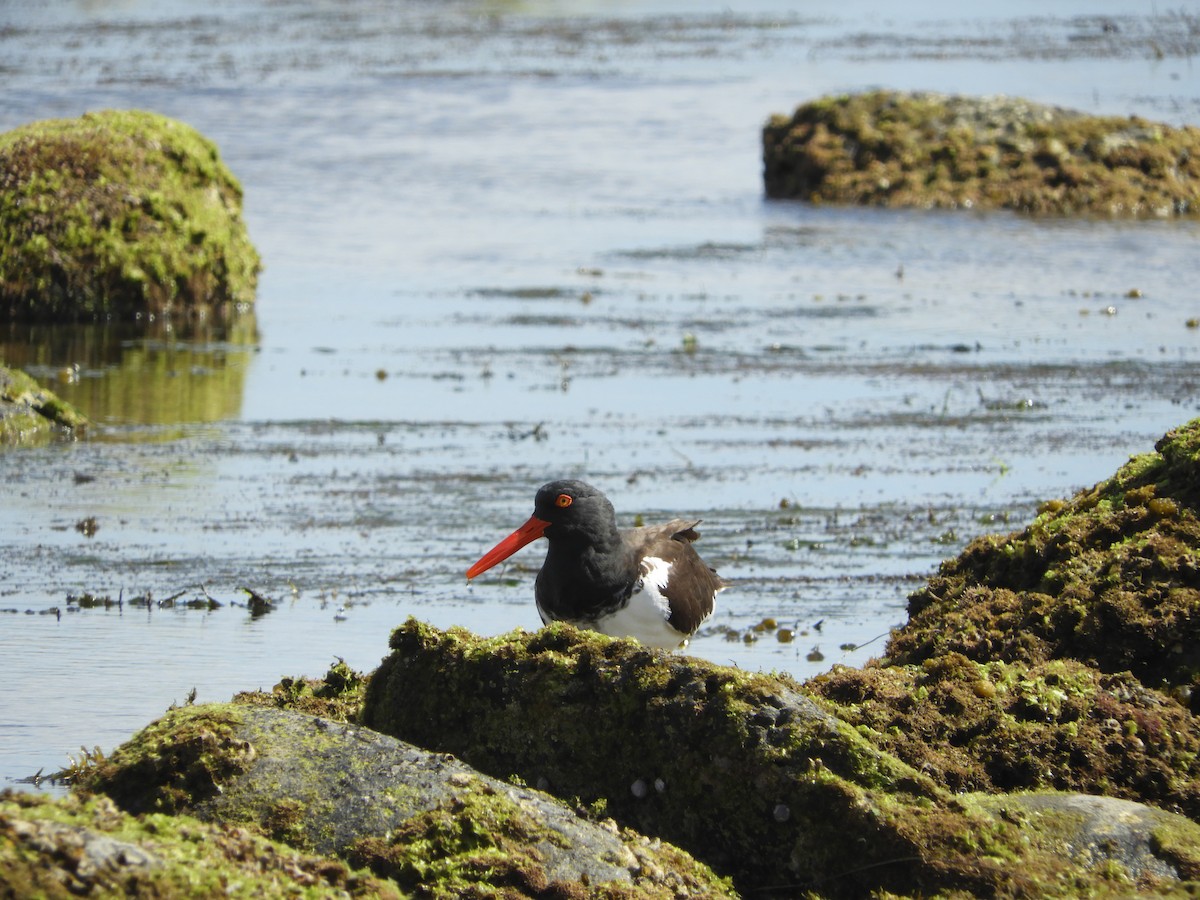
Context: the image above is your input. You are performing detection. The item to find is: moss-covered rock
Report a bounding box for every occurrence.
[803,417,1200,826]
[361,619,1200,897]
[811,655,1200,819]
[892,417,1200,695]
[79,703,732,899]
[0,109,260,321]
[763,90,1200,216]
[0,789,399,898]
[0,362,88,443]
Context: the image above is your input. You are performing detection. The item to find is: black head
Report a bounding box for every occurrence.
[532,480,617,538]
[465,479,620,580]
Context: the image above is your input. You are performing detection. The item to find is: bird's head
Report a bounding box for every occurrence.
[530,480,615,534]
[465,479,615,579]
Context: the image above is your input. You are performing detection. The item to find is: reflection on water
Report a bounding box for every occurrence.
[0,311,258,426]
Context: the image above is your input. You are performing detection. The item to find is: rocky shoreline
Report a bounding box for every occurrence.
[0,363,87,444]
[5,418,1200,897]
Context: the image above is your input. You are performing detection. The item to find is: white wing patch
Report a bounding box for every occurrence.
[585,556,685,649]
[638,557,674,619]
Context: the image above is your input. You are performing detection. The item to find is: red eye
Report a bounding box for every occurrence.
[556,493,573,508]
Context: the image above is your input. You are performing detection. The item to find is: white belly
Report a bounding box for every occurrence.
[594,585,692,649]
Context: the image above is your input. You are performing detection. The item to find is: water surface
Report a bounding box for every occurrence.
[2,0,1199,790]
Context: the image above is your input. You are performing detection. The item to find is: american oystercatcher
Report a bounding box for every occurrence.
[465,480,725,650]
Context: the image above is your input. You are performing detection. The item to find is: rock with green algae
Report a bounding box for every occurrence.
[806,417,1200,826]
[78,703,732,899]
[361,619,1200,898]
[970,792,1200,885]
[0,109,260,322]
[893,416,1200,695]
[763,90,1200,216]
[0,789,400,898]
[811,655,1200,820]
[0,362,88,444]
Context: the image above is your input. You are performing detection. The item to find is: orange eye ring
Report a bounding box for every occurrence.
[555,493,573,508]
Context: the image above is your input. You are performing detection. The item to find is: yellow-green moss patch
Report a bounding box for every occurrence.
[0,789,399,898]
[234,657,369,723]
[0,109,260,321]
[0,363,88,443]
[75,705,256,815]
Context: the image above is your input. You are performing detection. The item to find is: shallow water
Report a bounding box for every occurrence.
[2,0,1200,791]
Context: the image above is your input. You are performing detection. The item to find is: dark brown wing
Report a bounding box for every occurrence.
[623,519,725,635]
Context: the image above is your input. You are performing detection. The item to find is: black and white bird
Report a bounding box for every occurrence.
[465,480,724,650]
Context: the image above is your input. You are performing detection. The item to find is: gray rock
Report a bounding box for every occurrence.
[7,815,160,886]
[977,793,1191,882]
[85,703,734,897]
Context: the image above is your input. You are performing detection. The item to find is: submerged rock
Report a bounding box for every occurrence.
[0,363,88,443]
[0,110,260,322]
[361,619,1200,897]
[80,703,732,898]
[763,90,1200,216]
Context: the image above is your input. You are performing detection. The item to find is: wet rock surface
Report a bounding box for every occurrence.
[0,110,260,322]
[763,90,1200,216]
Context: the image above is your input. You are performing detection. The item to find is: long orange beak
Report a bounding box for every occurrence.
[465,515,550,579]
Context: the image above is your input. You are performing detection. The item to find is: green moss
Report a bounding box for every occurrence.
[804,420,1200,821]
[349,774,739,899]
[75,705,255,815]
[234,657,369,723]
[811,656,1200,816]
[0,789,402,898]
[347,782,588,899]
[896,418,1200,694]
[0,109,260,321]
[763,90,1200,216]
[0,362,88,443]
